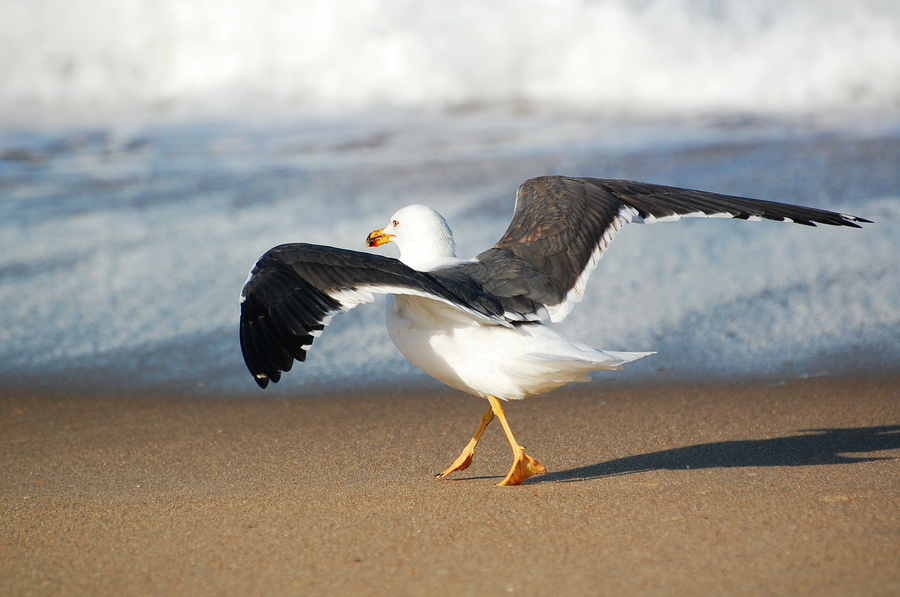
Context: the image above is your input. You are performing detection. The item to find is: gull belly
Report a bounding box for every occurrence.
[386,295,646,400]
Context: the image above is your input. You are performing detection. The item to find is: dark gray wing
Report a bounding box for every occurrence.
[452,176,871,323]
[240,243,507,388]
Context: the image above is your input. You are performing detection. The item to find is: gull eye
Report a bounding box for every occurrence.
[392,220,399,228]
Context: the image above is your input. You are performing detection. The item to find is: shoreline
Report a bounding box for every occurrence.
[2,375,898,595]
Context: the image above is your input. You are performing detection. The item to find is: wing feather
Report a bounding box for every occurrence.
[239,243,508,388]
[476,176,869,322]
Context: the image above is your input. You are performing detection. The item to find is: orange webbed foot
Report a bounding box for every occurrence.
[435,407,494,480]
[497,448,546,486]
[435,442,476,478]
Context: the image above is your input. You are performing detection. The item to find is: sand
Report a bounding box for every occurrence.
[2,376,898,596]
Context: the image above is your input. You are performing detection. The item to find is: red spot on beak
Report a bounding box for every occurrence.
[366,228,394,248]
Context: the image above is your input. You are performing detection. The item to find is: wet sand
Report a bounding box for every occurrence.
[2,376,898,596]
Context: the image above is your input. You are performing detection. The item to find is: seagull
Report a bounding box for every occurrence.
[239,176,869,485]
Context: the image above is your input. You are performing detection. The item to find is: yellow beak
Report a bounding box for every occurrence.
[366,228,394,248]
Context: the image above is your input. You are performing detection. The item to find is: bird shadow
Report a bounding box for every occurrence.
[534,425,900,484]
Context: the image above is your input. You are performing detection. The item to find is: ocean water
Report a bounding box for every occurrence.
[1,1,898,396]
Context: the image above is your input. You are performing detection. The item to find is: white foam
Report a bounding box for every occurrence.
[1,0,898,123]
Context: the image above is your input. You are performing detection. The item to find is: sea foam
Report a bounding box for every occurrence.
[1,0,898,122]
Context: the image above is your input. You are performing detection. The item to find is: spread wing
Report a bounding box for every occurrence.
[239,243,508,388]
[463,176,870,322]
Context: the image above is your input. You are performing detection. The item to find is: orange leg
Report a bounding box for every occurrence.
[487,395,546,486]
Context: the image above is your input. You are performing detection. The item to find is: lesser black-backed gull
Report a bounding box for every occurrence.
[239,176,869,485]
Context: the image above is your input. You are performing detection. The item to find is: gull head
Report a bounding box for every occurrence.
[366,204,457,270]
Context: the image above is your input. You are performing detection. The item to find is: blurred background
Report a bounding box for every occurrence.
[1,0,898,396]
[2,0,899,121]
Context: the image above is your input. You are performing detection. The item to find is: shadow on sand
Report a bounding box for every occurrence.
[536,425,900,484]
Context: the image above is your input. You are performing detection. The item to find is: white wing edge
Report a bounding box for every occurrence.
[327,284,513,327]
[540,204,796,323]
[544,205,637,323]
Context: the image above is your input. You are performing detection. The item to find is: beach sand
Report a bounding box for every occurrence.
[2,376,898,596]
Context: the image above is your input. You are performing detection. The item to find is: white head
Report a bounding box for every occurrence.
[366,204,457,270]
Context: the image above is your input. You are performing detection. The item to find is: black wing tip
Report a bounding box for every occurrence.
[240,317,300,389]
[843,215,873,228]
[799,214,871,229]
